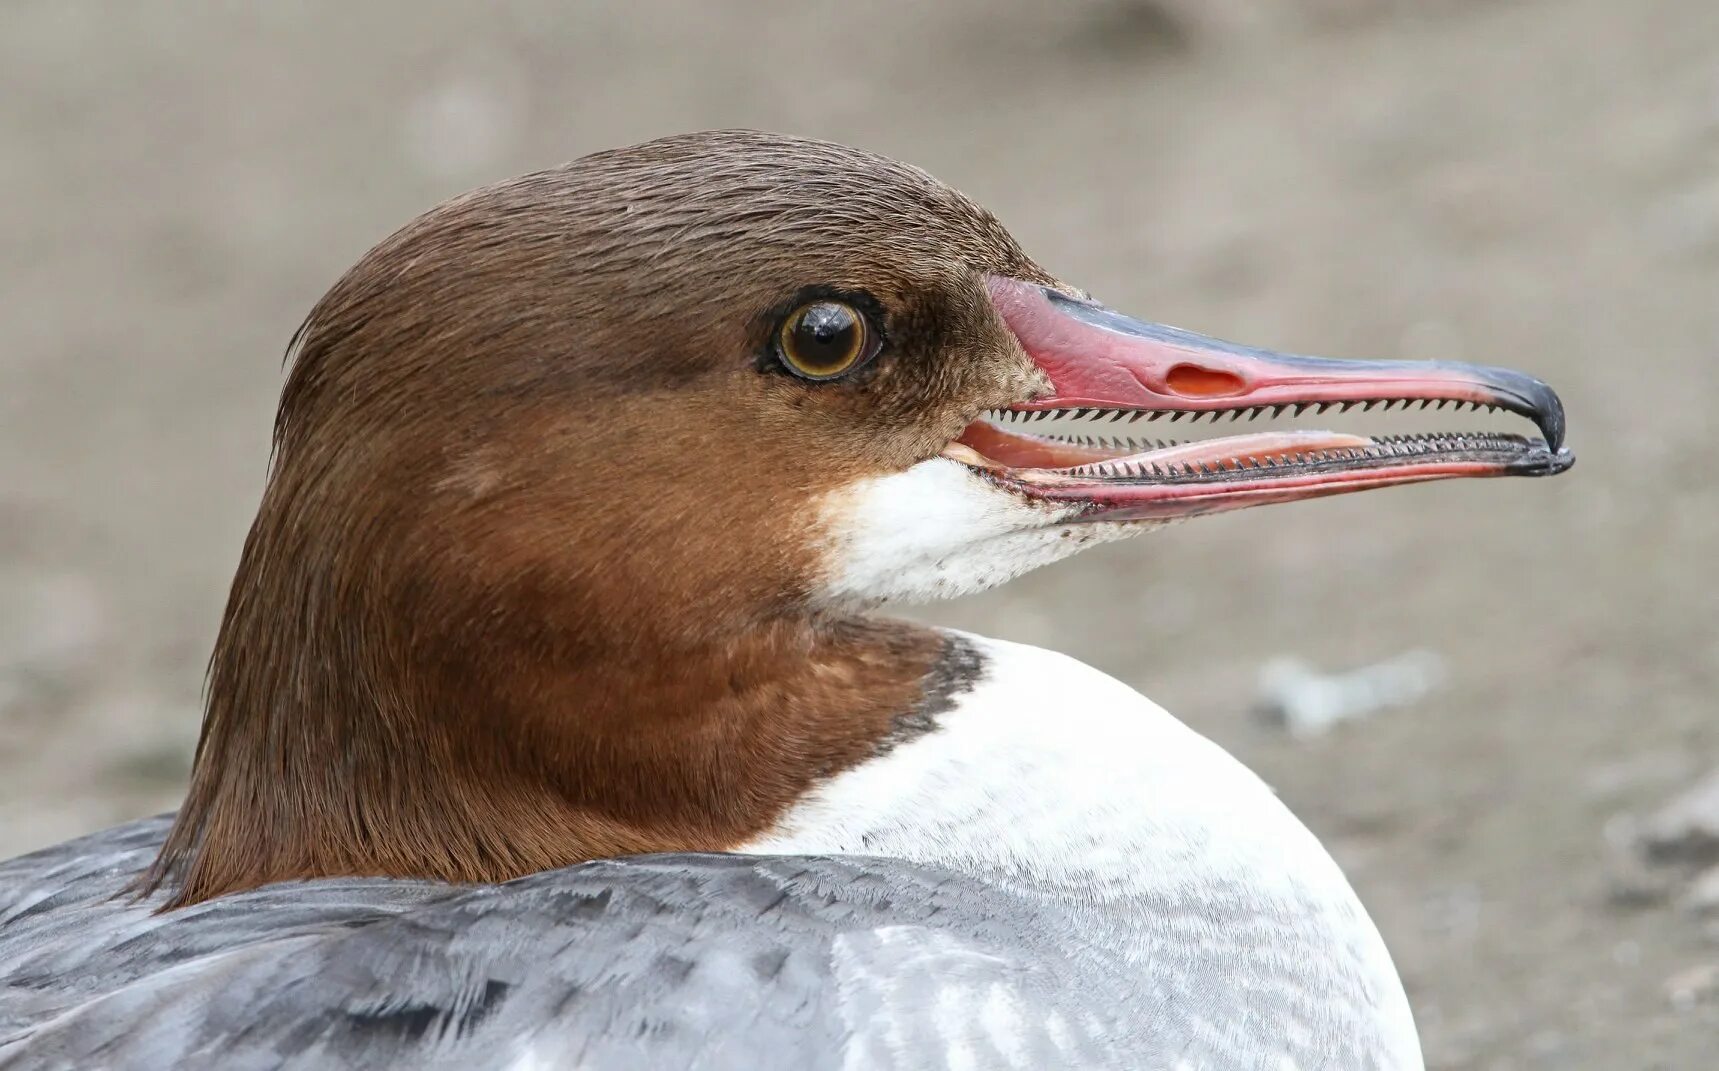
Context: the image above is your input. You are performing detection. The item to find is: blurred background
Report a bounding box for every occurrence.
[2,0,1716,1065]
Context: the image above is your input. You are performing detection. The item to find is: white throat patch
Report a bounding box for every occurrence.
[809,456,1143,606]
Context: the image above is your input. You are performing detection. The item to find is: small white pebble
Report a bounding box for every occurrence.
[1256,649,1446,738]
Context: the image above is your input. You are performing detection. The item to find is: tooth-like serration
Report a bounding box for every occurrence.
[989,398,1538,484]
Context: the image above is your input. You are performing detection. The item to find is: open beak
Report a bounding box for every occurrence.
[946,276,1573,521]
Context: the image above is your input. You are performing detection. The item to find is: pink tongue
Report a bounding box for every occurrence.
[1125,430,1374,469]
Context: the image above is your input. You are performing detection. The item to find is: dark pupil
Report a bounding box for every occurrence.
[792,303,857,369]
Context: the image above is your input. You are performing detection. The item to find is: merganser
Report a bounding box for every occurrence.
[0,131,1571,1070]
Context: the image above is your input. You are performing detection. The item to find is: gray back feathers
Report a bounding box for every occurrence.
[3,818,1127,1070]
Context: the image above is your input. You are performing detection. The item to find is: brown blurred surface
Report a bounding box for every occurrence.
[2,1,1717,1065]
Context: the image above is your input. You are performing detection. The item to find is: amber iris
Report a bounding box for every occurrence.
[777,300,871,379]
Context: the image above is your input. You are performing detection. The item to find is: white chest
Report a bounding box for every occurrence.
[742,632,1423,1069]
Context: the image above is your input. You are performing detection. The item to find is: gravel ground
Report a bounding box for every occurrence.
[3,1,1717,1066]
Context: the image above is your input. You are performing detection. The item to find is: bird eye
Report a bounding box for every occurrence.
[776,300,874,380]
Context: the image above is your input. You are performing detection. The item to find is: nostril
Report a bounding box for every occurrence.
[1165,364,1246,398]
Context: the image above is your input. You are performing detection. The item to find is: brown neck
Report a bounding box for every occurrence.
[144,472,962,908]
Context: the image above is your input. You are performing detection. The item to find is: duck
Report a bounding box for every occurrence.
[0,130,1571,1071]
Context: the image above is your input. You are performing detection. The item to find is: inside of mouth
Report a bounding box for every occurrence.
[951,399,1554,482]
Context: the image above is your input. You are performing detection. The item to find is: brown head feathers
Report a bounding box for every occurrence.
[145,131,1051,906]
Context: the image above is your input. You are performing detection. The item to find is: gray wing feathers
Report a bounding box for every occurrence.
[0,818,1113,1070]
